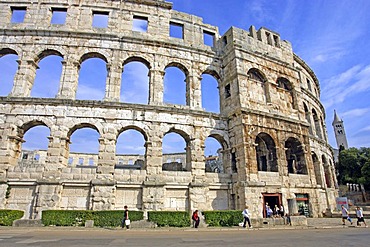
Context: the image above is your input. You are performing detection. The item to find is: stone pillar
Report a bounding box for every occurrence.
[104,60,122,102]
[96,134,116,178]
[10,59,38,97]
[34,182,63,219]
[186,74,202,110]
[145,129,163,176]
[91,180,116,210]
[221,148,232,174]
[142,181,165,213]
[189,183,209,211]
[148,69,164,105]
[56,60,80,99]
[190,136,205,179]
[0,122,23,169]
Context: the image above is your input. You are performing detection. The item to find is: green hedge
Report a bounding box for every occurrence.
[42,210,143,227]
[0,210,24,226]
[203,210,243,227]
[147,211,190,227]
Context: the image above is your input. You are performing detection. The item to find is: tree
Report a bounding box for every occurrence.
[337,147,370,189]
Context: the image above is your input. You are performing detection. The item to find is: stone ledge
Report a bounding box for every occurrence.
[12,219,43,227]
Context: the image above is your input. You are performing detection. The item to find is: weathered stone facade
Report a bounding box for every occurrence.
[0,0,337,219]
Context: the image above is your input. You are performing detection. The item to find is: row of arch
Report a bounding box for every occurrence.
[255,132,335,188]
[0,48,221,112]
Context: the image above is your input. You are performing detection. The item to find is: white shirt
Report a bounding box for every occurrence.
[341,207,349,217]
[242,208,250,218]
[356,209,363,217]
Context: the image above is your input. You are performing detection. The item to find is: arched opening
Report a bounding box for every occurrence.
[255,133,278,172]
[31,54,63,98]
[20,124,50,165]
[68,125,100,166]
[116,128,146,169]
[285,137,307,174]
[201,73,220,113]
[121,60,149,104]
[304,103,313,135]
[163,64,187,105]
[204,136,223,173]
[0,52,18,96]
[312,109,323,139]
[162,131,189,171]
[312,152,322,186]
[76,55,107,100]
[322,155,332,188]
[276,77,295,109]
[247,68,269,103]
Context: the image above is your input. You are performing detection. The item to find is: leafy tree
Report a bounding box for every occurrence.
[337,147,370,189]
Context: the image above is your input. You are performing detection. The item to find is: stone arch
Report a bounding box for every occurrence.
[204,132,229,173]
[247,68,270,103]
[163,62,189,105]
[162,127,191,172]
[0,48,18,56]
[255,132,278,172]
[20,120,50,135]
[322,155,332,188]
[285,137,307,174]
[276,77,295,109]
[116,125,148,169]
[123,56,151,69]
[34,48,63,63]
[67,123,100,139]
[121,56,150,104]
[80,52,108,64]
[312,108,323,139]
[303,103,313,135]
[311,152,322,186]
[201,71,220,113]
[0,48,19,96]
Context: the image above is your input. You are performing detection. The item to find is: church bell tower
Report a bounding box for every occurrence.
[332,110,348,150]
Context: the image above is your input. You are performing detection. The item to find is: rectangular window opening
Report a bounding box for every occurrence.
[11,7,26,23]
[92,11,109,28]
[78,158,84,165]
[51,8,67,25]
[68,157,73,165]
[225,84,231,98]
[170,22,183,39]
[89,158,94,166]
[273,35,280,47]
[222,36,228,46]
[133,15,148,32]
[203,30,215,46]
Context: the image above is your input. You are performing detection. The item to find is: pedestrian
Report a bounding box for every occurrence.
[356,206,368,227]
[280,204,285,218]
[285,213,292,225]
[266,206,273,218]
[341,205,353,225]
[242,205,252,228]
[273,205,280,218]
[122,205,130,230]
[192,210,200,228]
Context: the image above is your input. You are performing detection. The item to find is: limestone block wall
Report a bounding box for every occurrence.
[0,0,338,219]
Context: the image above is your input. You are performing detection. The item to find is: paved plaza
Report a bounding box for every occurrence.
[0,225,369,247]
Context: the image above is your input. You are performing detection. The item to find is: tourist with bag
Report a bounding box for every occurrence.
[122,205,130,230]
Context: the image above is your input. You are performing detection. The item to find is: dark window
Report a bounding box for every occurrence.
[225,84,231,98]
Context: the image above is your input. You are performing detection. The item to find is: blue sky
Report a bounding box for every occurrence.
[1,0,370,157]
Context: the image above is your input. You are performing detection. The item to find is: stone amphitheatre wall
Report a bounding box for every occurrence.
[0,0,337,219]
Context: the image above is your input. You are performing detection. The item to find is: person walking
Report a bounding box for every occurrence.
[341,205,353,225]
[242,205,252,229]
[122,205,130,230]
[192,210,200,228]
[356,206,368,227]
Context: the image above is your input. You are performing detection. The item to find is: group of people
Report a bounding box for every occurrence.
[265,202,285,218]
[341,205,368,227]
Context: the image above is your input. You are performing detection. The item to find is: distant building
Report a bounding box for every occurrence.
[332,110,349,150]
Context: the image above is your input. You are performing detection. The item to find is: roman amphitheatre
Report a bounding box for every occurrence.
[0,0,337,219]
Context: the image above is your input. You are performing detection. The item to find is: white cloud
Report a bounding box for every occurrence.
[341,108,370,118]
[321,64,370,108]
